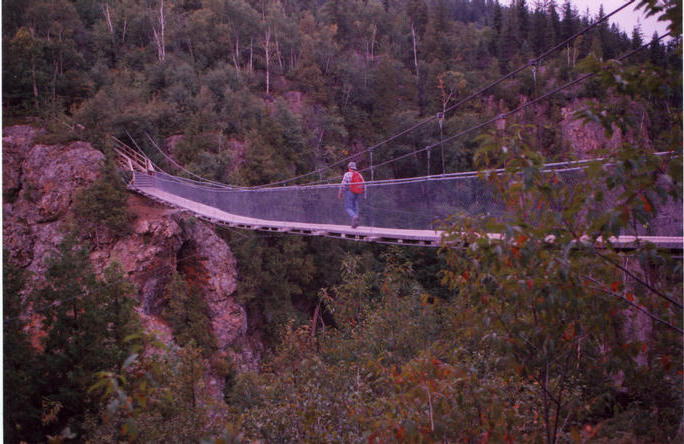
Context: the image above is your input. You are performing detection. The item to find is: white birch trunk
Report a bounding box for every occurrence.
[159,0,165,61]
[233,34,241,75]
[103,3,114,35]
[275,32,284,72]
[151,0,166,62]
[264,27,271,94]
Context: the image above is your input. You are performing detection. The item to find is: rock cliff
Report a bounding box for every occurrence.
[3,125,260,402]
[559,98,654,157]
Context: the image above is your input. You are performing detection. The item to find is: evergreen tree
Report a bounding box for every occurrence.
[515,0,529,46]
[492,0,503,35]
[648,31,667,66]
[3,26,48,114]
[422,0,453,63]
[73,157,132,240]
[2,0,28,40]
[320,0,355,48]
[34,236,140,438]
[488,0,504,55]
[162,271,217,356]
[226,232,316,343]
[546,0,561,46]
[497,7,518,67]
[631,24,644,49]
[560,0,577,40]
[407,0,429,37]
[3,252,43,443]
[596,4,615,59]
[531,3,548,55]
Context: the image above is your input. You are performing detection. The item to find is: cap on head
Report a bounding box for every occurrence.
[348,161,357,170]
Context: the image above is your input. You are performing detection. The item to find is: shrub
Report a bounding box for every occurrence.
[73,158,132,238]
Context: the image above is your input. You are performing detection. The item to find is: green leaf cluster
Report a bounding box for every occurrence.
[73,158,133,239]
[162,271,217,356]
[3,236,142,442]
[87,336,224,442]
[5,0,679,185]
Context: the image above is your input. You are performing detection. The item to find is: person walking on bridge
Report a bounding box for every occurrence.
[338,161,366,228]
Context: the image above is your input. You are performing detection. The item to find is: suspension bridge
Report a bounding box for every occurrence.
[112,0,681,250]
[115,141,683,250]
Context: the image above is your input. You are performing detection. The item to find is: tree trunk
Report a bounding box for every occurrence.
[411,23,419,78]
[103,3,114,35]
[264,27,271,95]
[233,34,241,75]
[249,38,254,72]
[151,0,166,62]
[311,301,321,336]
[159,0,165,61]
[52,60,58,103]
[32,63,39,112]
[275,33,284,73]
[369,23,376,61]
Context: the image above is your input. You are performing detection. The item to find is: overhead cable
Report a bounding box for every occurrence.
[143,133,233,188]
[327,31,672,182]
[254,0,638,188]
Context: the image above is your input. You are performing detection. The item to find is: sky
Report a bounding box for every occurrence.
[566,0,669,38]
[503,0,670,39]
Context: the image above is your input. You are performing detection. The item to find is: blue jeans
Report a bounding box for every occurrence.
[344,191,360,220]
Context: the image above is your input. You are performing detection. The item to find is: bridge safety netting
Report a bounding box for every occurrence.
[132,165,682,237]
[134,170,501,230]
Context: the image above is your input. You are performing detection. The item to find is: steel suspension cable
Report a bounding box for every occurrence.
[143,133,232,187]
[131,22,668,193]
[342,32,671,180]
[253,0,638,188]
[119,132,165,174]
[144,148,676,193]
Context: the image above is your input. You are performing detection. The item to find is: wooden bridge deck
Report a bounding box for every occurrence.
[133,184,683,250]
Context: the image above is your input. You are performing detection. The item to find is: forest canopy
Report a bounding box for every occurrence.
[3,0,680,184]
[3,0,682,442]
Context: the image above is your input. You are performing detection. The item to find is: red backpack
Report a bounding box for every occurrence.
[350,171,364,194]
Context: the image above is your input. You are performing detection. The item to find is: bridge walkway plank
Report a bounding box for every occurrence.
[133,185,683,250]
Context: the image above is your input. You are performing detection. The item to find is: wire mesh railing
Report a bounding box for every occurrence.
[133,165,683,238]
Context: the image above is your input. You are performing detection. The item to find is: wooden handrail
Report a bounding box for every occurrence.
[111,136,154,173]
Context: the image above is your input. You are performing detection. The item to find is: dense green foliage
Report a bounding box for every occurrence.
[163,271,217,355]
[87,337,223,442]
[73,157,133,239]
[3,237,141,442]
[3,0,680,183]
[3,251,42,443]
[3,0,682,442]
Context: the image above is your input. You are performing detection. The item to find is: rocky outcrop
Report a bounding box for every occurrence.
[3,125,37,201]
[89,196,253,362]
[559,98,654,158]
[3,125,260,400]
[3,126,104,277]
